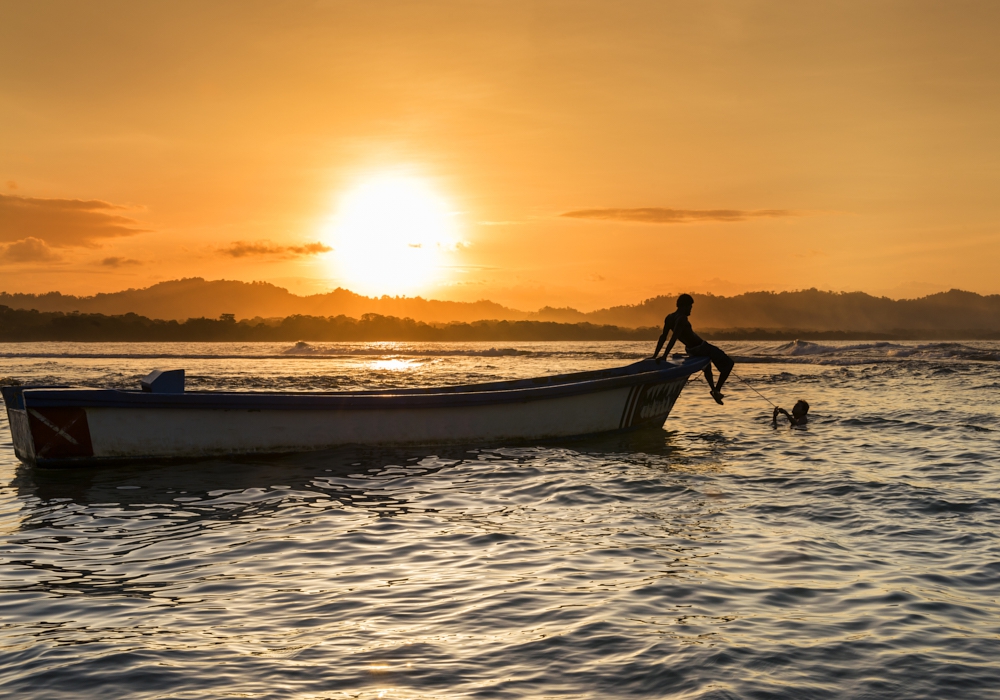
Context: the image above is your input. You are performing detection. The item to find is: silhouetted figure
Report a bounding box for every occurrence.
[652,294,734,405]
[772,400,810,427]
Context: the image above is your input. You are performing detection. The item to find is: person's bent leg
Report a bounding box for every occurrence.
[706,362,724,404]
[702,363,717,393]
[713,348,735,394]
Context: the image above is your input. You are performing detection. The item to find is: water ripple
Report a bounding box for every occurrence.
[0,342,998,697]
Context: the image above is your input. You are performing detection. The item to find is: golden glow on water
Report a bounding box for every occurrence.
[367,359,419,372]
[0,341,998,697]
[325,175,462,297]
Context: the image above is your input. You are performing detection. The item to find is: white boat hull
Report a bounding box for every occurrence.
[2,359,707,466]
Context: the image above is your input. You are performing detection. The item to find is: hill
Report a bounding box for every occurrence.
[576,289,1000,332]
[1,307,997,342]
[1,280,999,332]
[0,279,530,324]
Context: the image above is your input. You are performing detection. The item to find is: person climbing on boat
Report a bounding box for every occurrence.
[652,293,734,405]
[772,400,810,427]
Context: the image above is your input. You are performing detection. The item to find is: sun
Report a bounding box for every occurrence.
[325,175,461,297]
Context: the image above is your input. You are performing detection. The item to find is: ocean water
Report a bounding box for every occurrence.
[0,340,998,699]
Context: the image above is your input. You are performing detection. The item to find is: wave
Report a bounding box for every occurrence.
[0,352,295,360]
[281,341,535,357]
[0,345,544,361]
[0,340,995,364]
[0,351,538,360]
[734,340,999,365]
[771,339,896,356]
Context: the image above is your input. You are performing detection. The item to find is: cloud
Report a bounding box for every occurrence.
[0,194,148,247]
[560,208,796,224]
[0,237,61,264]
[221,240,333,258]
[101,256,143,267]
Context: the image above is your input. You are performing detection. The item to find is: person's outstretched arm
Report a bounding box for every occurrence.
[660,315,682,361]
[661,332,678,362]
[653,317,679,362]
[652,318,670,360]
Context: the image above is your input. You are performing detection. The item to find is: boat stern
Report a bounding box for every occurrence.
[2,386,96,467]
[2,386,35,465]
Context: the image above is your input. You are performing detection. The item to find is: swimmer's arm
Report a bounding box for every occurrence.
[772,407,790,425]
[773,407,808,426]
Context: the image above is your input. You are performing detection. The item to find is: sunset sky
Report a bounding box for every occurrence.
[2,1,999,310]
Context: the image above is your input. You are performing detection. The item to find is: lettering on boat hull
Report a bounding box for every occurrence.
[619,379,686,429]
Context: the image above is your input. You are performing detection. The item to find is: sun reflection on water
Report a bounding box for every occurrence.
[367,359,418,372]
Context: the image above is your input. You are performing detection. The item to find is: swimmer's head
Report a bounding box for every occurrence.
[676,294,694,313]
[793,400,810,417]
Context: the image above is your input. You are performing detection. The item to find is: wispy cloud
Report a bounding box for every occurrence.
[0,194,148,247]
[0,237,61,264]
[101,256,143,267]
[561,208,796,224]
[221,241,333,258]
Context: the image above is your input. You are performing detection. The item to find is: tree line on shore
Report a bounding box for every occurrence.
[1,306,998,341]
[0,306,650,342]
[3,279,1000,331]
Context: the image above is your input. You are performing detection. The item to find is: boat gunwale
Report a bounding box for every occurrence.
[10,358,709,411]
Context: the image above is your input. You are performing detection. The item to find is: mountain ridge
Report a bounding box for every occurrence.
[2,279,999,332]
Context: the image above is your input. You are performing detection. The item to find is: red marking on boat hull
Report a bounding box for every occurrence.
[28,407,94,460]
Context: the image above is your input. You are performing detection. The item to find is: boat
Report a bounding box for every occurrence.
[1,358,708,467]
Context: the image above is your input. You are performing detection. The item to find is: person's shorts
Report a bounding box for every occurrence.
[686,341,734,371]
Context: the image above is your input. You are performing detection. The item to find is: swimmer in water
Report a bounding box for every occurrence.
[652,293,734,405]
[773,400,810,427]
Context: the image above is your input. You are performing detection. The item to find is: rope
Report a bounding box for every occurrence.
[731,370,778,409]
[678,352,780,409]
[685,368,777,409]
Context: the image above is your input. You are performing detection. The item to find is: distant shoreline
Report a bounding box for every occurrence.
[701,329,1000,341]
[4,280,1000,333]
[1,306,997,342]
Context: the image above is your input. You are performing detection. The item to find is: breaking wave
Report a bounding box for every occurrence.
[280,341,534,357]
[0,340,995,366]
[733,340,999,365]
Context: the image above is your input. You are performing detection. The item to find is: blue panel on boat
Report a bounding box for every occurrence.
[141,369,185,394]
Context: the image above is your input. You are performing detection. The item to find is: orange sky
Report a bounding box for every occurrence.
[2,1,999,310]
